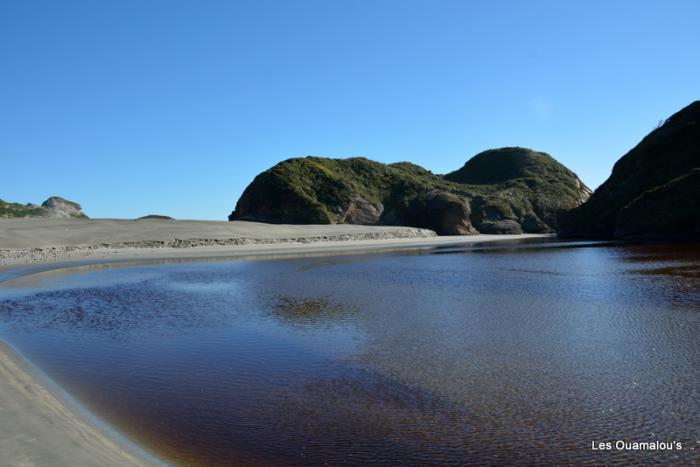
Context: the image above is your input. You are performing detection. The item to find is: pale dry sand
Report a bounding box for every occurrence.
[0,218,548,268]
[0,218,549,466]
[0,218,437,266]
[0,218,437,249]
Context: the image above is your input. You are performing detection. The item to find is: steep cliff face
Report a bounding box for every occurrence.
[561,101,700,238]
[0,196,88,219]
[230,148,590,235]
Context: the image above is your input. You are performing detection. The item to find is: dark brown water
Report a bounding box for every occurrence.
[1,240,699,465]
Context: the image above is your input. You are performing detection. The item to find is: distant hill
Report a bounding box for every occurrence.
[229,148,590,235]
[137,215,174,220]
[0,196,88,219]
[561,101,700,238]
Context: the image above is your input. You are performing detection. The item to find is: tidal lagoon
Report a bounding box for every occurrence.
[1,239,698,465]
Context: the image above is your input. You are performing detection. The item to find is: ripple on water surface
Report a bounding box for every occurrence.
[0,241,699,465]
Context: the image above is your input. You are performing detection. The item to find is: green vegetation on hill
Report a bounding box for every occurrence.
[230,148,591,235]
[0,196,88,219]
[561,101,700,238]
[445,147,587,190]
[0,200,47,218]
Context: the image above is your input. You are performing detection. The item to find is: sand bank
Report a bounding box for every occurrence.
[0,218,437,266]
[0,218,549,268]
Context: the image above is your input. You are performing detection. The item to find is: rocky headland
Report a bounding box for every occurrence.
[229,147,591,235]
[561,101,700,238]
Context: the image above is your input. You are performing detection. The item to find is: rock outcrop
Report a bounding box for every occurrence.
[561,101,700,238]
[0,197,88,219]
[230,148,590,235]
[41,197,88,219]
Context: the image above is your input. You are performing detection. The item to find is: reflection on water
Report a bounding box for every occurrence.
[0,240,699,465]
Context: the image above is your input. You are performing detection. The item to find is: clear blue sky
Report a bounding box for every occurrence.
[1,1,698,220]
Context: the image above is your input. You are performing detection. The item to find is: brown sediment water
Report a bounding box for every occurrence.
[0,239,698,465]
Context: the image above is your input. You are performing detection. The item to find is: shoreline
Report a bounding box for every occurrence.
[0,219,553,275]
[0,220,551,465]
[0,340,164,467]
[0,234,552,288]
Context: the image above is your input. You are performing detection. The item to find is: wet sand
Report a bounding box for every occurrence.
[0,342,160,467]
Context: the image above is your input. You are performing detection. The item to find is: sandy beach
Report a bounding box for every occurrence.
[0,218,437,266]
[0,218,549,466]
[0,218,549,269]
